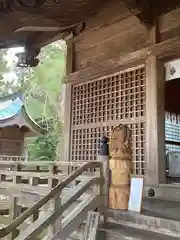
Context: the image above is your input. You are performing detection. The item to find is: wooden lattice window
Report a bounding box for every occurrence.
[71,65,146,175]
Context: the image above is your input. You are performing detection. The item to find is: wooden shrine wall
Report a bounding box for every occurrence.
[73,1,180,72]
[0,127,24,156]
[73,0,148,71]
[70,65,146,176]
[68,2,180,182]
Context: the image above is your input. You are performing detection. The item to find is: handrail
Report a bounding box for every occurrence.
[0,161,102,238]
[16,178,101,240]
[0,160,89,166]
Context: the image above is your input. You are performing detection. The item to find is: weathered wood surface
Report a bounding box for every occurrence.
[0,155,26,162]
[53,195,101,240]
[0,160,99,172]
[146,53,166,185]
[160,7,180,41]
[74,11,148,71]
[69,4,180,83]
[109,124,132,210]
[0,161,104,240]
[70,35,180,83]
[84,211,100,240]
[74,1,180,71]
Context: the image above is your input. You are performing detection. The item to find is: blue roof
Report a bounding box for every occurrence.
[0,93,24,121]
[0,92,47,135]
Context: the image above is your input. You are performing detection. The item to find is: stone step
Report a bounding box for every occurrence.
[66,222,180,240]
[142,198,180,222]
[99,223,180,240]
[108,209,180,238]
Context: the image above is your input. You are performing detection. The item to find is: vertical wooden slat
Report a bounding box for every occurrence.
[63,83,72,164]
[66,33,74,76]
[98,136,110,224]
[146,55,166,185]
[48,165,58,189]
[47,193,61,238]
[7,197,21,240]
[146,21,166,185]
[13,164,21,184]
[63,34,73,164]
[29,176,39,186]
[84,211,100,240]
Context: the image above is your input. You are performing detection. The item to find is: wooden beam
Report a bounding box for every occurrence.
[69,36,180,84]
[32,23,82,48]
[122,0,154,28]
[165,140,180,147]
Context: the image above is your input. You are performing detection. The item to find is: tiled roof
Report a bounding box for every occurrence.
[0,95,23,121]
[0,92,46,135]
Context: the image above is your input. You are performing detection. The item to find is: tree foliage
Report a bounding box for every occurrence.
[0,41,66,161]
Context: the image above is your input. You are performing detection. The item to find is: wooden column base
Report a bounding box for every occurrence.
[109,185,130,210]
[109,158,131,210]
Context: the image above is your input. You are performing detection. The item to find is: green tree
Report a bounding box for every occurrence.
[0,40,67,161]
[24,41,66,161]
[0,49,19,96]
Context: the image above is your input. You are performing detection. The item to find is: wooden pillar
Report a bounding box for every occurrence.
[109,124,132,210]
[13,164,22,184]
[63,83,72,163]
[8,197,21,240]
[62,34,73,164]
[48,164,58,189]
[47,192,62,238]
[146,55,166,186]
[98,136,110,225]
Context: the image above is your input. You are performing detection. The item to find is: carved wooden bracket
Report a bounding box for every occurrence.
[122,0,155,28]
[72,22,86,36]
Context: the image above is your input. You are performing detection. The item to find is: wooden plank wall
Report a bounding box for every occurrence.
[68,0,180,187]
[72,0,180,74]
[0,127,24,156]
[73,0,148,71]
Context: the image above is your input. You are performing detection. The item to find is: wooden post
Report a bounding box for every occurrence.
[31,209,39,222]
[13,164,22,184]
[109,124,132,210]
[29,176,39,186]
[146,55,166,185]
[48,165,58,189]
[0,174,6,181]
[84,211,100,240]
[98,136,110,225]
[63,83,72,164]
[47,192,62,238]
[62,34,73,165]
[7,196,21,240]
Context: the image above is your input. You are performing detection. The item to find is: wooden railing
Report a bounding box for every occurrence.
[0,160,98,191]
[0,161,107,240]
[0,155,26,162]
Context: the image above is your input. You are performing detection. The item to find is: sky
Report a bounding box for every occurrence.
[3,47,25,83]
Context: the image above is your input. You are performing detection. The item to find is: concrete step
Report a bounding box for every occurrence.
[99,223,180,240]
[142,198,180,222]
[65,222,180,240]
[108,209,180,238]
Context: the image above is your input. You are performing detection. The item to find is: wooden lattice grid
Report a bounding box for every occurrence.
[71,65,146,175]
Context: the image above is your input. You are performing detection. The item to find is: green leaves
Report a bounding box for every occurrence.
[0,40,66,161]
